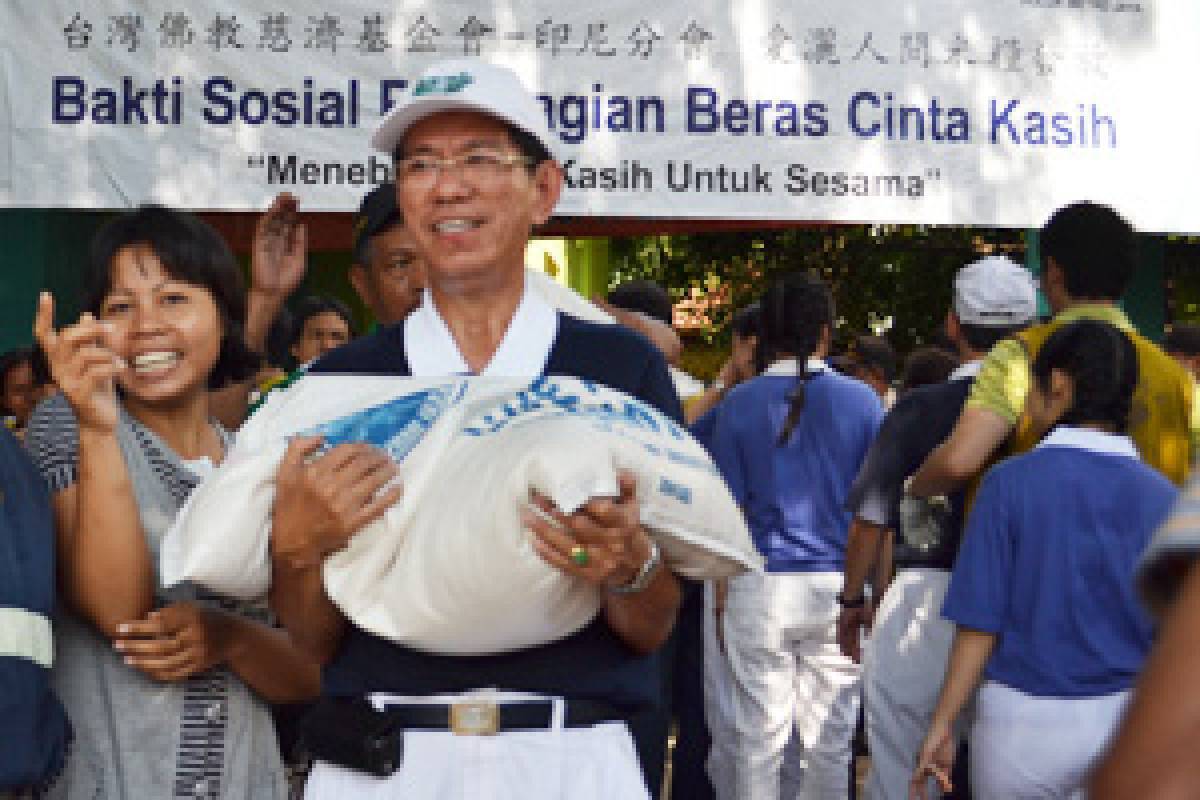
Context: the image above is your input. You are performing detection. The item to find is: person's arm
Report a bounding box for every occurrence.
[209,193,307,430]
[67,431,158,636]
[911,628,997,799]
[837,516,887,662]
[686,382,728,426]
[33,294,156,639]
[268,561,347,666]
[114,602,320,704]
[602,558,682,655]
[909,338,1028,497]
[1088,561,1200,798]
[266,436,402,663]
[526,474,681,654]
[686,352,755,425]
[874,528,895,595]
[592,298,683,367]
[908,407,1014,497]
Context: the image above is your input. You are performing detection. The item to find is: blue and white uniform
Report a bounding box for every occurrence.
[943,426,1177,799]
[710,359,883,800]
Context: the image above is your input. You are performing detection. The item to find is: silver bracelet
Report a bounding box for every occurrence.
[609,538,662,594]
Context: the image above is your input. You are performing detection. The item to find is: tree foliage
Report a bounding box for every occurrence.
[609,225,1027,354]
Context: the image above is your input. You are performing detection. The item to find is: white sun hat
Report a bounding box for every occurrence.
[371,58,557,159]
[953,255,1039,327]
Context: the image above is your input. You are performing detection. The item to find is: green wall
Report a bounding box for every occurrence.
[0,210,108,353]
[565,238,612,300]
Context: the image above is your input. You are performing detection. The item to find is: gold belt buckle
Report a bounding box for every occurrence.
[450,701,500,736]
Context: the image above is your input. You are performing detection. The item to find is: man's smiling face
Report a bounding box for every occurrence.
[395,111,562,294]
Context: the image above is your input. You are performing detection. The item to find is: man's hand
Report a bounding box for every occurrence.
[524,473,654,590]
[251,192,307,299]
[836,603,874,663]
[270,436,403,569]
[114,602,232,682]
[910,718,957,800]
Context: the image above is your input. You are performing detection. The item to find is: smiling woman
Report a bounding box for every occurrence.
[22,206,319,800]
[82,207,261,394]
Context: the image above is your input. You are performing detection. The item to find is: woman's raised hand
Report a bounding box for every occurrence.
[32,291,123,432]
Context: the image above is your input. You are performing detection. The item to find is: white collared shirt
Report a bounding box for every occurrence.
[404,282,559,377]
[762,358,829,377]
[948,359,983,382]
[1036,425,1140,460]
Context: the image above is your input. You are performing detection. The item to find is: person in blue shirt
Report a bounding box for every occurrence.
[911,320,1178,800]
[709,273,883,800]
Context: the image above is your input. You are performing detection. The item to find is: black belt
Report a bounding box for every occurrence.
[895,562,952,572]
[377,698,622,732]
[298,697,624,777]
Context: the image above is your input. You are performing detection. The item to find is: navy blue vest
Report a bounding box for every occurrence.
[308,313,683,711]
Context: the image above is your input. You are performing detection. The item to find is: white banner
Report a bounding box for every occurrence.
[1,1,1196,231]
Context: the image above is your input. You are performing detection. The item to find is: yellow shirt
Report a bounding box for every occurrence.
[967,304,1200,473]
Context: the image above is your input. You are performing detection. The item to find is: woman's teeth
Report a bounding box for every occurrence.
[132,351,181,373]
[434,220,480,234]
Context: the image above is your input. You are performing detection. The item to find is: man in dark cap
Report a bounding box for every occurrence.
[347,183,426,326]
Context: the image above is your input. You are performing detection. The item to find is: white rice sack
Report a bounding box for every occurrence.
[161,375,759,655]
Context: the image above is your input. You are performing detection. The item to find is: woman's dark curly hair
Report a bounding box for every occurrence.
[83,205,260,390]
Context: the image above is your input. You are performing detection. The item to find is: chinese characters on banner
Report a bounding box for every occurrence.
[3,1,1195,232]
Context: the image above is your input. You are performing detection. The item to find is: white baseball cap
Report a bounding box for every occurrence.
[371,59,556,159]
[953,256,1038,327]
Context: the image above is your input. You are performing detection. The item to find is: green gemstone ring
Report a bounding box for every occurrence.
[570,545,590,567]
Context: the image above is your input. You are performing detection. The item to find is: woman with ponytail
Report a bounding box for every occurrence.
[911,320,1179,799]
[709,273,884,799]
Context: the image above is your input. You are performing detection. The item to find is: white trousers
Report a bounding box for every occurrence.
[863,569,958,800]
[303,692,649,800]
[703,581,739,800]
[723,571,862,800]
[969,682,1130,800]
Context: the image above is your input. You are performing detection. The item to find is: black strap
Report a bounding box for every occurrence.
[378,698,621,731]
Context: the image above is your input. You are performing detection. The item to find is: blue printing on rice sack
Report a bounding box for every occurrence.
[297,381,466,462]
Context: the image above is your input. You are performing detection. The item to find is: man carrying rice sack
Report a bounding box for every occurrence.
[235,59,736,799]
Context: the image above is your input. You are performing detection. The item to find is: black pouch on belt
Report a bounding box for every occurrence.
[296,697,403,777]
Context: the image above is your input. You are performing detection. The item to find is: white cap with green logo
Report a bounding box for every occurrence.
[371,58,556,159]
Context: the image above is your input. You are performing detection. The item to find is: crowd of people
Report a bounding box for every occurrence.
[3,56,1200,800]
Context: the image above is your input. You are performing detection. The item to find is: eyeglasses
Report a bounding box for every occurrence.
[395,150,533,188]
